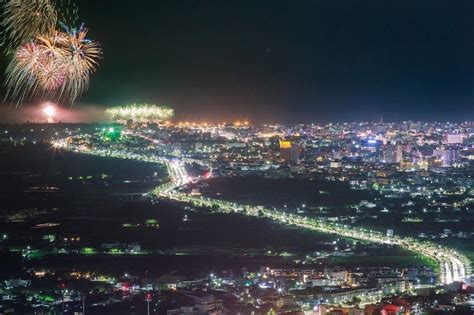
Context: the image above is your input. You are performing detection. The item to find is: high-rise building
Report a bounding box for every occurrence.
[446,134,465,144]
[394,144,403,163]
[280,140,300,163]
[382,143,403,163]
[434,148,458,167]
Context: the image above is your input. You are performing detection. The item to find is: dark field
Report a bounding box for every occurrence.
[0,143,422,280]
[0,143,337,278]
[196,176,371,215]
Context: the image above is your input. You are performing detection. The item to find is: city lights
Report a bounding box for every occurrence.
[4,119,473,314]
[53,122,472,287]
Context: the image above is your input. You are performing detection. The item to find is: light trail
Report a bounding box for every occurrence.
[53,138,472,286]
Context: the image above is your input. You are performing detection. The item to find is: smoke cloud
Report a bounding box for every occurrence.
[0,103,107,123]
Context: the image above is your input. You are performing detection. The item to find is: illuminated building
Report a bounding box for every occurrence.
[279,140,300,163]
[434,148,458,167]
[103,127,121,141]
[446,134,465,144]
[399,160,414,172]
[382,144,402,163]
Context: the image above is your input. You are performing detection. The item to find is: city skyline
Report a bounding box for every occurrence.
[0,1,473,314]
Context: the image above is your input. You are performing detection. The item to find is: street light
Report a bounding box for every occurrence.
[146,293,152,315]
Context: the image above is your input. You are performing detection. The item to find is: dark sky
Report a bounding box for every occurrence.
[6,0,474,123]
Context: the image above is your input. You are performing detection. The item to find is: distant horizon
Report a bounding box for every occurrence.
[0,103,472,126]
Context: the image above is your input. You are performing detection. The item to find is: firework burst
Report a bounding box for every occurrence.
[0,0,77,51]
[5,41,45,103]
[1,0,100,106]
[106,104,175,123]
[1,0,57,51]
[59,25,102,103]
[4,26,102,105]
[55,0,78,28]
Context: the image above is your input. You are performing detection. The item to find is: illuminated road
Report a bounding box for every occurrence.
[53,139,471,286]
[160,188,470,285]
[155,158,470,286]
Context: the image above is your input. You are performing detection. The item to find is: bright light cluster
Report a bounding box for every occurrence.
[1,0,101,105]
[6,26,102,105]
[42,102,57,123]
[106,104,175,123]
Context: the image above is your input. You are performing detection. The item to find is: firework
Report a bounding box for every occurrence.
[0,0,77,51]
[1,0,95,106]
[106,104,175,123]
[35,32,68,91]
[58,25,102,103]
[42,102,57,123]
[4,41,45,103]
[55,0,78,28]
[4,25,102,105]
[1,0,56,50]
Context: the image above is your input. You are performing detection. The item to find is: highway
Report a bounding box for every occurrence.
[160,186,469,285]
[156,156,471,286]
[53,139,472,286]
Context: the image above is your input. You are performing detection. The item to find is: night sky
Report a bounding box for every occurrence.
[5,0,474,122]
